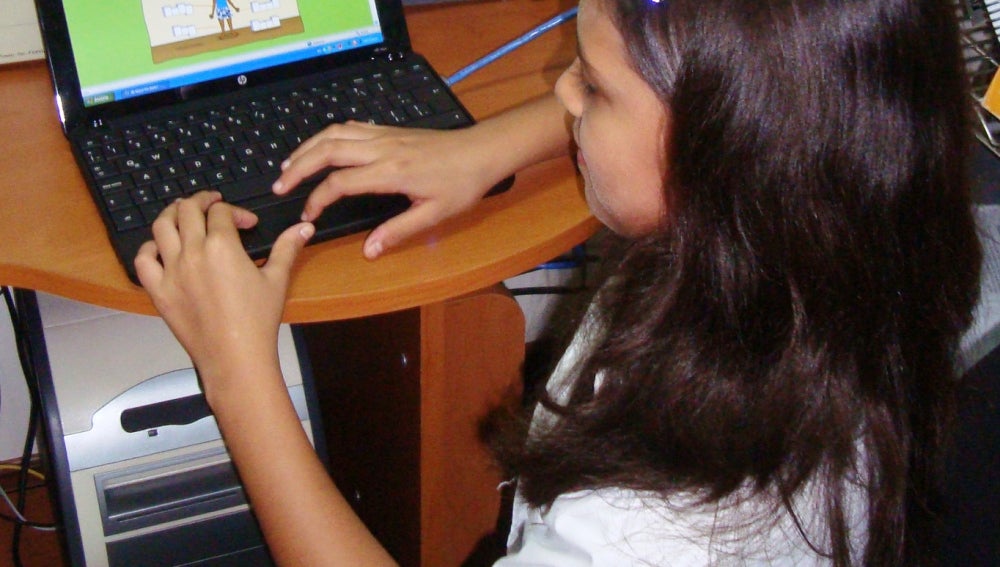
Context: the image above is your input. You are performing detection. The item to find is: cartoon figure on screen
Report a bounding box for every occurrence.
[143,0,303,63]
[210,0,241,39]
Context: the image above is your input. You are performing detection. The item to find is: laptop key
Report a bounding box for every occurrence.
[180,174,210,194]
[151,180,182,200]
[103,191,132,211]
[252,196,309,239]
[232,162,260,180]
[140,201,167,224]
[98,176,132,194]
[411,112,467,129]
[130,187,156,205]
[111,207,144,232]
[218,176,274,205]
[207,168,234,185]
[239,225,272,255]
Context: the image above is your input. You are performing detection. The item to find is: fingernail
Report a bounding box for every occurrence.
[272,180,284,192]
[281,159,291,170]
[364,239,383,259]
[299,223,315,240]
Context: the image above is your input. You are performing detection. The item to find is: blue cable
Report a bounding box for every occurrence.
[444,6,579,86]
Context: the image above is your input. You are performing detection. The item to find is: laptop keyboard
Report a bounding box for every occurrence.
[76,61,467,233]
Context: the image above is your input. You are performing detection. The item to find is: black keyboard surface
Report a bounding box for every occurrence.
[77,60,466,237]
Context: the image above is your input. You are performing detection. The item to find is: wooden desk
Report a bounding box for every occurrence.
[0,1,596,565]
[0,0,593,322]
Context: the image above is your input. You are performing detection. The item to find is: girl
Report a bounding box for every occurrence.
[135,0,982,564]
[210,0,240,39]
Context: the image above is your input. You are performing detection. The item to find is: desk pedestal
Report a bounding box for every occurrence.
[302,286,525,566]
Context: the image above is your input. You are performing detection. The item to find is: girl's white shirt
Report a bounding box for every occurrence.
[496,309,869,566]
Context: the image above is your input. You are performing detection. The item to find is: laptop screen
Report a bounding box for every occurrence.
[62,0,384,108]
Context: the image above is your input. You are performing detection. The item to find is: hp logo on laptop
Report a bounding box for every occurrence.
[237,75,248,86]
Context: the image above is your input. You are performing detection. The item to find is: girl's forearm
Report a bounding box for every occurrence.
[464,94,573,188]
[208,363,397,566]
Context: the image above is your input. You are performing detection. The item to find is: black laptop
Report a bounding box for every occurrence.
[35,0,509,283]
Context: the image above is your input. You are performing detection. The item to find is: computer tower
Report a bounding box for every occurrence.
[19,291,327,566]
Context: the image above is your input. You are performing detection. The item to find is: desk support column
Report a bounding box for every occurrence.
[302,286,525,566]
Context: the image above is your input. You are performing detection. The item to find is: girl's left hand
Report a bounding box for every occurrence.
[134,191,314,399]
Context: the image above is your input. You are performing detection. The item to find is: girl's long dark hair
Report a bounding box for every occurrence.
[501,1,982,565]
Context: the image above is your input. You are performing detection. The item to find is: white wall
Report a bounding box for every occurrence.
[505,267,585,343]
[0,300,31,461]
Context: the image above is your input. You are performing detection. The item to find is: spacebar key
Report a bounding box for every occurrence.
[253,196,309,239]
[217,177,274,205]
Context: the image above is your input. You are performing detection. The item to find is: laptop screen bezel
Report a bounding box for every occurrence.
[35,0,413,134]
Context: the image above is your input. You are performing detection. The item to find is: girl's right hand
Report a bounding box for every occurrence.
[272,120,503,259]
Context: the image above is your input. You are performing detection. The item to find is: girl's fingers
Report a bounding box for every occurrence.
[230,205,260,230]
[147,191,238,268]
[176,191,223,249]
[274,122,399,195]
[149,199,184,264]
[273,137,381,195]
[286,120,385,162]
[299,161,412,221]
[362,202,444,259]
[134,240,165,289]
[205,201,243,241]
[263,222,314,283]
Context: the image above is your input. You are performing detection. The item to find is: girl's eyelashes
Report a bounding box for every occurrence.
[576,67,598,97]
[568,57,598,99]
